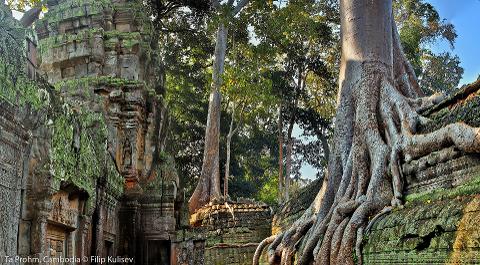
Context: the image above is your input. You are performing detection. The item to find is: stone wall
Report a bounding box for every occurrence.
[0,4,38,263]
[363,195,480,264]
[402,80,480,196]
[191,199,272,265]
[33,0,185,263]
[272,178,322,235]
[0,101,30,262]
[361,80,480,264]
[0,0,186,263]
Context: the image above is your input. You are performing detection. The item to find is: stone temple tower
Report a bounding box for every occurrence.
[34,0,182,263]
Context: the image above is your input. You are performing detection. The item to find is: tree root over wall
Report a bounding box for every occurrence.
[253,1,480,264]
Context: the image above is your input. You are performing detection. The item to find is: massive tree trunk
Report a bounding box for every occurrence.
[189,23,227,214]
[254,0,480,264]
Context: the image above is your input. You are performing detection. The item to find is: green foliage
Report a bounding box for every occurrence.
[250,0,338,179]
[222,41,277,125]
[419,51,464,95]
[393,0,463,94]
[5,0,41,12]
[257,173,279,206]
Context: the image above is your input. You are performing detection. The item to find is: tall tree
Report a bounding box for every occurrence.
[221,39,275,197]
[252,0,337,202]
[419,51,463,94]
[189,0,250,214]
[254,0,480,264]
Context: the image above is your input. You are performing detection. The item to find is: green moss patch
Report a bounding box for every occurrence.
[405,174,480,205]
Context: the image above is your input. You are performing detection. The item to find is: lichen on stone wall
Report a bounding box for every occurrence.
[47,78,125,211]
[405,174,480,205]
[363,195,480,264]
[0,3,46,108]
[420,79,480,133]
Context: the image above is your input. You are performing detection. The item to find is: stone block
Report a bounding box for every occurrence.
[75,63,88,77]
[87,62,102,76]
[91,36,105,62]
[104,52,118,76]
[120,55,139,80]
[116,23,131,32]
[61,66,75,78]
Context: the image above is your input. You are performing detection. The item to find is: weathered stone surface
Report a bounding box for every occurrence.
[0,101,30,262]
[272,178,322,235]
[0,4,40,262]
[33,0,178,261]
[191,199,272,265]
[363,196,480,264]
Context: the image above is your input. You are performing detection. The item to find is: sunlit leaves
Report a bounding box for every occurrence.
[393,0,463,93]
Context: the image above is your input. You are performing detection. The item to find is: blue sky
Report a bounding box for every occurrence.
[426,0,480,85]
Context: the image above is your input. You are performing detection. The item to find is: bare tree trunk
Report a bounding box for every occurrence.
[225,103,239,197]
[254,0,480,264]
[315,128,330,163]
[277,104,284,203]
[189,23,227,214]
[284,117,295,201]
[225,134,232,197]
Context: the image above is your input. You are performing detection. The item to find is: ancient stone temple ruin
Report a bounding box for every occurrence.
[0,0,272,264]
[190,199,272,265]
[0,0,192,263]
[4,0,480,264]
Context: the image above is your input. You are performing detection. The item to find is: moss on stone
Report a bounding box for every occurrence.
[40,0,111,25]
[405,174,480,205]
[0,5,46,108]
[420,82,480,133]
[363,195,480,264]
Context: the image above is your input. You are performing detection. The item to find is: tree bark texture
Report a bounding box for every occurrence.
[277,104,284,203]
[189,0,250,214]
[284,117,295,201]
[189,24,227,214]
[254,0,480,264]
[224,104,239,197]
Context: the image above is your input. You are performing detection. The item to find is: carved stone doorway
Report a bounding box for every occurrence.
[46,224,69,265]
[104,240,114,263]
[146,240,170,265]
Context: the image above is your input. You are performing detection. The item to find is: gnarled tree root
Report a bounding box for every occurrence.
[254,5,480,264]
[254,68,480,265]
